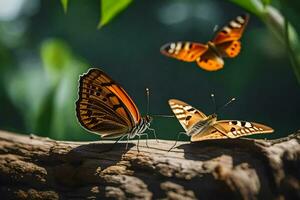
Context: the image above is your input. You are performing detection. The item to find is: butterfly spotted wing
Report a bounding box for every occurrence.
[213,14,249,58]
[196,50,224,71]
[160,42,208,63]
[191,120,274,142]
[168,99,207,131]
[160,14,249,71]
[160,41,223,71]
[76,68,141,138]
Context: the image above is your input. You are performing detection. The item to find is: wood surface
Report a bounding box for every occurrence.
[0,130,299,200]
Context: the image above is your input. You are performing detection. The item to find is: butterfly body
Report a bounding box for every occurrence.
[76,68,152,140]
[128,116,152,139]
[186,114,217,136]
[169,99,274,142]
[161,14,249,71]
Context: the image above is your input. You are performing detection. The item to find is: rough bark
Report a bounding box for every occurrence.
[0,130,299,200]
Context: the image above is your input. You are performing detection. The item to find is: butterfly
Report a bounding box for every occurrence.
[160,14,249,71]
[168,99,274,142]
[76,68,153,149]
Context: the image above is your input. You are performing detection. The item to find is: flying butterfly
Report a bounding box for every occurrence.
[168,97,274,144]
[160,14,249,71]
[76,68,154,150]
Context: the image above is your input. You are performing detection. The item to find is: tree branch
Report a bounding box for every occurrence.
[0,130,299,200]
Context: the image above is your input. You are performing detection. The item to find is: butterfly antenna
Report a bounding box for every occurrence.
[152,114,175,118]
[213,24,219,33]
[146,87,150,116]
[216,97,236,114]
[146,88,174,118]
[211,93,217,113]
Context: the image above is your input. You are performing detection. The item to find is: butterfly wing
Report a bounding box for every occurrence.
[160,42,208,62]
[214,120,274,138]
[196,50,224,71]
[213,14,249,58]
[215,41,241,58]
[191,126,228,142]
[168,99,207,131]
[213,14,249,45]
[76,68,141,138]
[191,120,274,142]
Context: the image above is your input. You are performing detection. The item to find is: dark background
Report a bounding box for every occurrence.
[0,0,299,141]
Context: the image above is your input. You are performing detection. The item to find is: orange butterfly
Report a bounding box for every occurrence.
[76,68,154,150]
[160,14,249,71]
[169,98,273,143]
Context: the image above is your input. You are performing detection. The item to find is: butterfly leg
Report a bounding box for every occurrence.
[138,133,150,148]
[125,135,130,150]
[168,132,186,152]
[148,127,159,143]
[136,135,141,152]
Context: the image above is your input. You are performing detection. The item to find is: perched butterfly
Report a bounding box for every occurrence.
[76,68,153,149]
[168,98,274,142]
[160,14,249,71]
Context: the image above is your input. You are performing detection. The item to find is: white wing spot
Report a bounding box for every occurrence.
[176,114,186,119]
[236,16,245,23]
[241,129,245,134]
[245,122,252,128]
[173,109,184,114]
[223,26,231,33]
[184,105,192,110]
[259,128,263,131]
[170,43,176,49]
[176,42,182,51]
[168,48,174,54]
[230,21,241,28]
[171,105,183,109]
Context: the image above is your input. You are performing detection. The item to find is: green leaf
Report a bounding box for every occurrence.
[60,0,68,13]
[98,0,133,28]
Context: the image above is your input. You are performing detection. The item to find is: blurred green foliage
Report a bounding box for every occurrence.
[60,0,68,13]
[230,0,300,82]
[5,39,90,140]
[0,0,299,142]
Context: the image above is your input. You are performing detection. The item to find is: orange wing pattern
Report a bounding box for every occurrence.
[160,42,208,62]
[76,68,141,138]
[191,126,228,142]
[191,120,274,142]
[216,41,241,58]
[169,99,207,131]
[160,14,249,71]
[213,14,249,44]
[214,120,274,138]
[196,50,224,71]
